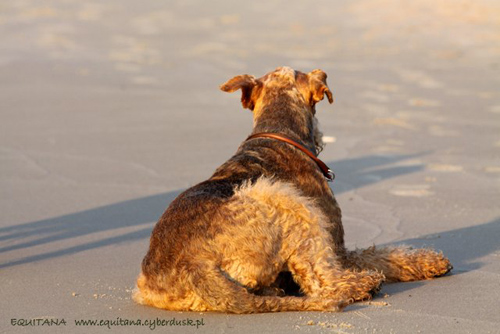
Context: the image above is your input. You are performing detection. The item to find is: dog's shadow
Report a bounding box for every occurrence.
[1,153,499,293]
[0,191,182,268]
[327,153,426,194]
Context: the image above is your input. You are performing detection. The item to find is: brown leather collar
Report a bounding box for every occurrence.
[246,132,335,182]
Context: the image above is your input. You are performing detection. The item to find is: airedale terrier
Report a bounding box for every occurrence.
[133,67,452,313]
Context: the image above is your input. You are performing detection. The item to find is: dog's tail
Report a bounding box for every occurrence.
[343,245,453,282]
[133,261,346,313]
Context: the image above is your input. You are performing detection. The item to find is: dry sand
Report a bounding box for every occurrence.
[1,0,499,333]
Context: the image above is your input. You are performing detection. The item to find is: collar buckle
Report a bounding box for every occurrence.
[326,169,335,182]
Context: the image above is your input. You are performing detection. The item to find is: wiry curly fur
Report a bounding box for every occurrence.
[312,117,325,155]
[133,67,452,313]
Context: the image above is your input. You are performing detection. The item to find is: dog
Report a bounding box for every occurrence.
[133,67,452,313]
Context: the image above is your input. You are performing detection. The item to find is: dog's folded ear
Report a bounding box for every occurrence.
[308,69,333,104]
[220,75,261,110]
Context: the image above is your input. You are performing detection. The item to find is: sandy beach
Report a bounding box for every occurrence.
[1,0,499,333]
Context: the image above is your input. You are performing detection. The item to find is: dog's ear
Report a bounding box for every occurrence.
[220,75,261,110]
[308,69,333,105]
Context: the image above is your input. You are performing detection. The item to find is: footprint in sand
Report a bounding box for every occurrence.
[376,84,400,93]
[409,98,441,107]
[428,125,459,137]
[390,184,434,197]
[361,91,390,103]
[114,63,142,73]
[395,68,443,89]
[488,105,500,113]
[484,166,500,173]
[427,164,464,172]
[130,76,159,85]
[373,117,415,130]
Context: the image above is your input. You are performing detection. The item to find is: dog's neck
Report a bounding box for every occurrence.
[251,93,317,154]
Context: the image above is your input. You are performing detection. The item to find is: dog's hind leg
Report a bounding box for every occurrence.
[342,245,453,282]
[233,178,385,304]
[187,260,345,313]
[134,267,344,313]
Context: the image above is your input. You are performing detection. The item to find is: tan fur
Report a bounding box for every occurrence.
[134,67,452,313]
[133,178,382,312]
[344,246,452,282]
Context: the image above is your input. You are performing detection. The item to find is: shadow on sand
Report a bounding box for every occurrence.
[1,152,498,275]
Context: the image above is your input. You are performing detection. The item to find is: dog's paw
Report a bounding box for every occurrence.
[322,298,350,312]
[322,270,385,302]
[420,250,453,278]
[397,248,453,281]
[355,271,385,301]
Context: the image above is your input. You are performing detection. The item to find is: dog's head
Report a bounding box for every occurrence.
[220,67,333,112]
[220,67,333,153]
